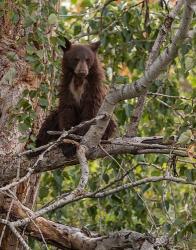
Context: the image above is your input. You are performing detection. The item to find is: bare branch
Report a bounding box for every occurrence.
[12,145,89,228]
[126,0,184,137]
[146,0,184,68]
[0,199,14,246]
[9,224,31,250]
[148,92,191,100]
[94,176,196,198]
[76,145,89,190]
[0,219,31,250]
[20,114,105,157]
[83,0,194,148]
[9,175,195,230]
[0,214,169,250]
[0,115,104,191]
[1,136,194,187]
[126,95,146,137]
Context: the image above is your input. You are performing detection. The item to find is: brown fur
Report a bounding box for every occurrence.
[36,39,116,156]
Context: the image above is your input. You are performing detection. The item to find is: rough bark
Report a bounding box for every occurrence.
[0,198,169,250]
[0,7,42,249]
[0,136,191,186]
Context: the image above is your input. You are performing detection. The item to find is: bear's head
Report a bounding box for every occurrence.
[60,38,100,79]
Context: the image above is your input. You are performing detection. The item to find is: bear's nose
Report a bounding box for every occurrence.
[77,72,87,78]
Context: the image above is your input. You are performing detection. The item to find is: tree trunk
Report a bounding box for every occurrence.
[0,4,43,248]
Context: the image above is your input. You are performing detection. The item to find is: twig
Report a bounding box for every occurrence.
[19,114,105,156]
[47,115,105,136]
[94,176,196,198]
[148,92,191,100]
[12,145,89,228]
[0,219,31,250]
[126,0,184,137]
[94,164,139,194]
[100,0,115,33]
[1,189,49,249]
[9,224,31,250]
[1,116,105,192]
[156,98,185,120]
[100,138,158,229]
[8,175,196,229]
[0,199,14,247]
[0,135,193,187]
[83,0,194,148]
[147,0,184,68]
[177,158,196,166]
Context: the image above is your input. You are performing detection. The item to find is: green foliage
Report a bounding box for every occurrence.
[5,0,195,248]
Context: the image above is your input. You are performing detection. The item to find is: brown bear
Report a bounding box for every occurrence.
[36,38,116,156]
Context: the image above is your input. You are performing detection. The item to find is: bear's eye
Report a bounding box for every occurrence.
[74,57,79,63]
[86,58,90,64]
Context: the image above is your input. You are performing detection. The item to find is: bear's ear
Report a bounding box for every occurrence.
[89,41,101,52]
[60,38,72,52]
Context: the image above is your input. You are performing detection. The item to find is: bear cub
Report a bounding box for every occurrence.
[36,38,116,156]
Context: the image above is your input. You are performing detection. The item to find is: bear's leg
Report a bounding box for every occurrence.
[36,111,59,147]
[58,106,79,158]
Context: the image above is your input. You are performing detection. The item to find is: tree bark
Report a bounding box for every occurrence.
[0,8,42,249]
[0,198,169,250]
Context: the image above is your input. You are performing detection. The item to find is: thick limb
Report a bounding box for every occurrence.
[80,99,116,139]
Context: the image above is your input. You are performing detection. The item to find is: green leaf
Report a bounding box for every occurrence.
[87,205,97,219]
[124,103,132,118]
[111,194,122,203]
[177,130,193,145]
[48,13,58,25]
[39,186,49,200]
[24,15,36,28]
[185,169,195,182]
[36,50,44,59]
[81,0,92,7]
[11,12,20,24]
[39,97,48,107]
[18,122,30,132]
[103,173,109,184]
[74,24,81,35]
[6,52,19,61]
[3,67,16,83]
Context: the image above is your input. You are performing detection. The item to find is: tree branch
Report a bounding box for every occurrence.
[35,176,195,222]
[0,212,169,250]
[2,175,194,233]
[83,0,195,148]
[126,0,184,137]
[12,145,90,228]
[121,0,183,137]
[93,176,195,198]
[146,0,184,68]
[1,135,194,186]
[0,219,30,250]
